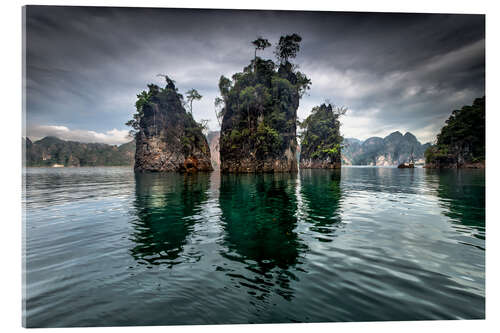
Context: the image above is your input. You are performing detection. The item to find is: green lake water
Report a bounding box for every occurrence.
[23,166,485,327]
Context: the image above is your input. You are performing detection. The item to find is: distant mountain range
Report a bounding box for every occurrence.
[24,131,430,168]
[24,136,135,167]
[342,131,431,166]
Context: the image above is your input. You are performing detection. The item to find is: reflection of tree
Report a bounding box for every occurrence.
[431,169,485,239]
[218,173,305,300]
[299,169,342,237]
[130,172,210,266]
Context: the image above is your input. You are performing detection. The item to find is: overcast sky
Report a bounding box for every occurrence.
[24,6,485,145]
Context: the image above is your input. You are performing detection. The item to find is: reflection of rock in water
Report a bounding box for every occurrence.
[130,172,210,266]
[218,173,305,300]
[432,169,485,239]
[299,169,342,237]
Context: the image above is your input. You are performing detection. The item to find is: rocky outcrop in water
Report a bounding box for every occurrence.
[299,104,343,169]
[425,97,485,169]
[131,78,212,172]
[342,132,430,166]
[218,34,310,173]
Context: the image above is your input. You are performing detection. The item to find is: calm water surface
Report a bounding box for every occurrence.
[23,167,485,327]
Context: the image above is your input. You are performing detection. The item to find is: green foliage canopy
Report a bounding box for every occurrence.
[275,33,302,64]
[217,34,310,159]
[252,37,272,53]
[425,96,485,164]
[185,88,203,114]
[299,103,345,161]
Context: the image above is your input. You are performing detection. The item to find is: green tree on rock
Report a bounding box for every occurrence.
[252,37,271,72]
[275,33,302,64]
[125,86,156,137]
[214,76,233,127]
[214,97,224,126]
[185,89,203,114]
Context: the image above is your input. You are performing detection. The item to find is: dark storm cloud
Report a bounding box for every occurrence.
[25,6,485,144]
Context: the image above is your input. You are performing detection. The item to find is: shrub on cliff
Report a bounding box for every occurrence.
[299,103,345,163]
[425,96,485,167]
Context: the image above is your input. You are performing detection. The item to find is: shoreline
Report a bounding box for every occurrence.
[22,164,486,170]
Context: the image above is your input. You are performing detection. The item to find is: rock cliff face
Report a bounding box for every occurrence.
[300,159,341,169]
[299,104,342,169]
[425,97,485,169]
[133,78,212,172]
[342,132,430,166]
[218,59,307,173]
[207,131,220,170]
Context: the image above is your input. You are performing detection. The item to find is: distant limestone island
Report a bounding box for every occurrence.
[24,136,135,167]
[342,131,431,166]
[340,96,485,168]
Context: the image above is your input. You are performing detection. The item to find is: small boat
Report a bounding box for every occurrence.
[397,162,414,168]
[397,149,415,168]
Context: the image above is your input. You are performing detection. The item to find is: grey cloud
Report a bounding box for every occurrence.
[25,6,484,143]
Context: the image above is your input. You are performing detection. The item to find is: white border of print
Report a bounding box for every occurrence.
[2,1,498,333]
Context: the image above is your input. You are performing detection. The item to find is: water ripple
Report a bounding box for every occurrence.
[24,167,485,327]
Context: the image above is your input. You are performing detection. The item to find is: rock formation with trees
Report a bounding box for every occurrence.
[425,96,485,168]
[299,103,344,169]
[127,76,212,172]
[217,34,311,172]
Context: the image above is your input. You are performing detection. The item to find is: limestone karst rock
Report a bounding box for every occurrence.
[215,34,311,173]
[342,132,431,166]
[218,60,308,172]
[299,104,343,169]
[132,78,212,172]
